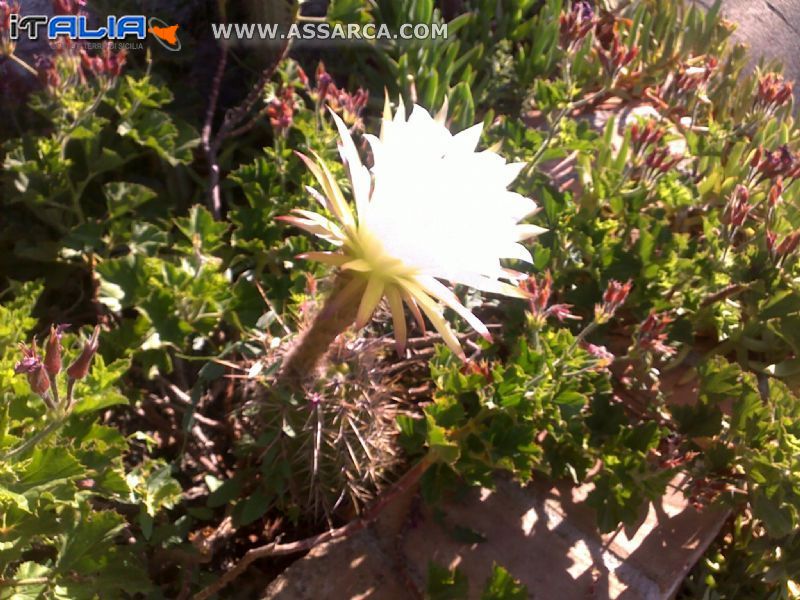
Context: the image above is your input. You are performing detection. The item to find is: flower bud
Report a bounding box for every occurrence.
[296,65,309,87]
[750,146,763,168]
[547,303,581,322]
[314,61,335,103]
[755,72,794,113]
[722,185,751,228]
[580,342,614,369]
[53,0,85,15]
[768,177,784,207]
[776,232,800,259]
[44,324,67,377]
[14,343,50,397]
[0,1,19,57]
[67,325,100,380]
[596,280,632,322]
[637,312,675,356]
[766,230,777,255]
[266,87,295,136]
[462,359,492,382]
[520,272,552,326]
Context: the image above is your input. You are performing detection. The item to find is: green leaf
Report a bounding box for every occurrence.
[427,562,469,600]
[14,448,84,494]
[139,463,182,517]
[481,564,528,600]
[0,562,50,599]
[760,291,800,320]
[426,414,461,465]
[103,182,157,220]
[207,476,243,508]
[55,510,125,573]
[175,205,229,252]
[236,489,271,527]
[451,524,487,545]
[0,485,30,513]
[752,489,795,538]
[671,402,723,438]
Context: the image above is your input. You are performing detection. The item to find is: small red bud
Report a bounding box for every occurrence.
[44,324,66,377]
[750,146,763,168]
[67,325,100,381]
[296,66,309,87]
[766,230,777,254]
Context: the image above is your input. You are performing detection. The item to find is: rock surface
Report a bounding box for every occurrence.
[264,474,728,600]
[698,0,800,83]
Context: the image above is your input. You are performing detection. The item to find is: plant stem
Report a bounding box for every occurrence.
[276,274,364,390]
[0,577,50,588]
[1,417,66,462]
[9,53,38,76]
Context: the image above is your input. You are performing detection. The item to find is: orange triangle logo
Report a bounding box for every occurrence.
[149,24,179,45]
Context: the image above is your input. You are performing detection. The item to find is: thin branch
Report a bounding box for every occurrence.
[202,48,229,220]
[8,53,39,76]
[0,417,66,462]
[216,39,291,141]
[192,455,432,600]
[0,577,49,588]
[700,283,745,308]
[204,39,292,219]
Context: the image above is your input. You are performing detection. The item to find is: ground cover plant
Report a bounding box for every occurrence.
[1,0,800,597]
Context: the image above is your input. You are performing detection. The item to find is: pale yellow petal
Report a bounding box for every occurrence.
[394,95,406,124]
[341,259,372,273]
[296,151,356,231]
[503,242,534,263]
[399,287,426,333]
[296,251,349,266]
[290,209,345,240]
[452,122,483,153]
[310,150,357,231]
[410,288,465,360]
[355,276,385,329]
[305,185,330,212]
[276,215,340,243]
[385,285,407,355]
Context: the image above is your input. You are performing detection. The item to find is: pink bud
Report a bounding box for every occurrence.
[15,342,50,396]
[44,324,67,377]
[776,232,800,259]
[67,325,100,381]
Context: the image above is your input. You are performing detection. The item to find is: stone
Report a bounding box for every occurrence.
[263,473,728,599]
[697,0,800,85]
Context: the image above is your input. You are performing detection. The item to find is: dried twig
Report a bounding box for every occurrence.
[201,48,229,219]
[203,39,291,218]
[699,283,745,308]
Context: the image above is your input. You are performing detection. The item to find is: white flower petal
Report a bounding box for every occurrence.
[452,123,483,154]
[413,276,491,341]
[293,98,545,360]
[516,224,548,240]
[503,242,534,263]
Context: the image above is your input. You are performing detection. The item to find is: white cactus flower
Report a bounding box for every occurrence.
[283,98,544,359]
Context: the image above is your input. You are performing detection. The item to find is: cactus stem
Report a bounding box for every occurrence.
[277,274,364,390]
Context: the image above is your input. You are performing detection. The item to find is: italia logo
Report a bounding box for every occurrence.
[8,14,181,51]
[148,17,181,51]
